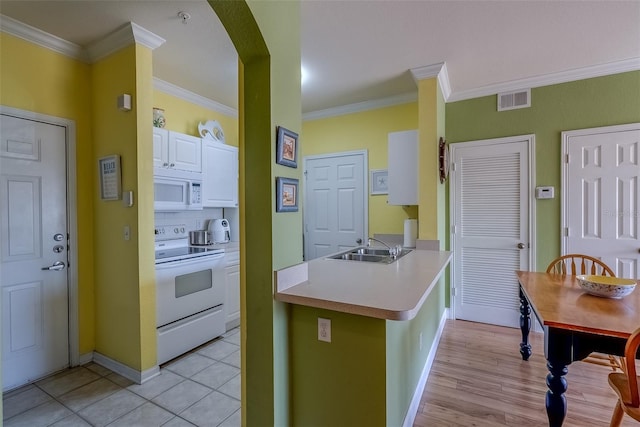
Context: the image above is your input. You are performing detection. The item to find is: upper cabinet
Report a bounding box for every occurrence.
[153,128,202,172]
[202,139,238,208]
[388,130,419,205]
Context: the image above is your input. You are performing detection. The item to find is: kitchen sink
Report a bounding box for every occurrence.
[353,247,392,256]
[327,247,411,264]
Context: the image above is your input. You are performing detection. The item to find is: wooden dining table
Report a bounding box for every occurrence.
[516,271,640,427]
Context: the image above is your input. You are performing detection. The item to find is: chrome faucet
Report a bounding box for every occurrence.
[367,237,402,257]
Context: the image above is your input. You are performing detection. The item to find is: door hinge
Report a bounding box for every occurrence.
[563,227,569,237]
[451,287,457,296]
[451,225,457,234]
[451,162,456,171]
[565,154,569,164]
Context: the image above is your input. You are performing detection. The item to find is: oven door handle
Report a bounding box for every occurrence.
[155,254,224,270]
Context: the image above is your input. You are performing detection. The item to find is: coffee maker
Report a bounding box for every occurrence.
[209,219,231,243]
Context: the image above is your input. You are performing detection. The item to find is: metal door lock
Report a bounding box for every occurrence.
[53,245,64,253]
[54,233,65,242]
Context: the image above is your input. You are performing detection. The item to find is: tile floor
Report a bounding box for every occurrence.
[2,328,241,427]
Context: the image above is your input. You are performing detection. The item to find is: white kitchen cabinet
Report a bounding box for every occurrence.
[153,127,202,172]
[224,249,240,331]
[202,139,238,207]
[388,130,419,205]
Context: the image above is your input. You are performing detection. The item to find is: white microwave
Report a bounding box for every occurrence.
[154,169,203,211]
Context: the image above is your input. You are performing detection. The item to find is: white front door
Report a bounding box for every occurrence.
[563,123,640,279]
[1,114,69,391]
[303,151,368,260]
[450,135,533,328]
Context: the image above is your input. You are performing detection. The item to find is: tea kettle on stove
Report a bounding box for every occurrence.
[209,219,231,243]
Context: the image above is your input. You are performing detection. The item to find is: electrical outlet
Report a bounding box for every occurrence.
[123,225,130,241]
[318,317,331,343]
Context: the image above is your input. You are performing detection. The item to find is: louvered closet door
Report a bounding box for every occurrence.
[451,136,531,328]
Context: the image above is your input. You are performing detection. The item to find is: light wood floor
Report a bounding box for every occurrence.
[414,320,637,427]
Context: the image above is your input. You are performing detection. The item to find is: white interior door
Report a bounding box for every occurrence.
[303,151,367,260]
[1,114,69,391]
[450,135,533,328]
[563,123,640,279]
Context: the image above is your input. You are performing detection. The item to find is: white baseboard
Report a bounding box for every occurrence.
[77,352,93,366]
[93,352,160,384]
[402,308,449,427]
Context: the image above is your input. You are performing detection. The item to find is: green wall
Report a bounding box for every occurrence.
[290,306,387,426]
[446,71,640,270]
[289,282,446,426]
[385,280,444,426]
[210,1,301,425]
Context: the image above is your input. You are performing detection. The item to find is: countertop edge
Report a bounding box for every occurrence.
[275,250,451,321]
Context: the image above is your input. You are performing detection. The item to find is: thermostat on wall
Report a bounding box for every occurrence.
[536,186,554,199]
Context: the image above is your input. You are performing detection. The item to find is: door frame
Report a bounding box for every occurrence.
[302,149,369,260]
[561,122,640,254]
[1,105,79,367]
[448,134,536,321]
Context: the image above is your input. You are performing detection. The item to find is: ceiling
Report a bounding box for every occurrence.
[1,1,639,115]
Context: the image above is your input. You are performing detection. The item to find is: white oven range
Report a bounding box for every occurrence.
[155,224,225,365]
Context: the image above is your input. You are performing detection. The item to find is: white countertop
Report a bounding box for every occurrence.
[275,249,452,321]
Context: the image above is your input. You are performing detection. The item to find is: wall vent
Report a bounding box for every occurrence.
[497,89,531,111]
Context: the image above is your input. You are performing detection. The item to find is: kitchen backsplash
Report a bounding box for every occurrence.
[154,207,240,242]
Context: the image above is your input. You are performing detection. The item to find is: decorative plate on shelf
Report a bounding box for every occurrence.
[198,120,225,143]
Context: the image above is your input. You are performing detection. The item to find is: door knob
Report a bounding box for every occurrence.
[41,261,66,271]
[517,243,526,249]
[356,238,362,244]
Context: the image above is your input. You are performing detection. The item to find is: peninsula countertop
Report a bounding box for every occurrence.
[275,249,452,321]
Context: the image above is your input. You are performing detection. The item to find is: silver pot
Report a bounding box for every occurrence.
[189,230,211,246]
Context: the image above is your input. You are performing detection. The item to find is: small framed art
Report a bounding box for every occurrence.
[99,155,122,200]
[370,169,388,195]
[276,177,299,212]
[276,126,298,168]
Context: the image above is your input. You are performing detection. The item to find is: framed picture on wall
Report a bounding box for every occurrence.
[98,155,122,200]
[276,126,298,168]
[276,177,299,212]
[370,169,388,195]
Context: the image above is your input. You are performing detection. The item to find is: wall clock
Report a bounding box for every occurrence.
[438,137,449,183]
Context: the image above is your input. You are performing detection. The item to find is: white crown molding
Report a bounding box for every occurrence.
[86,22,165,63]
[303,92,417,121]
[437,63,452,101]
[0,14,88,62]
[410,62,451,101]
[448,57,640,102]
[410,62,445,82]
[154,78,238,118]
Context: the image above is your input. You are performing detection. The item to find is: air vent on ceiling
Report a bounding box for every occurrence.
[497,89,531,111]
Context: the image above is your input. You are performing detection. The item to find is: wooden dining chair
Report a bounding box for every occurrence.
[546,254,623,372]
[608,327,640,426]
[546,253,616,277]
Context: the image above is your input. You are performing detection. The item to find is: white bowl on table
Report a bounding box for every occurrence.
[576,275,637,299]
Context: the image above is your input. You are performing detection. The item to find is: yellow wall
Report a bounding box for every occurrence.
[152,91,238,147]
[92,45,146,369]
[301,102,419,235]
[0,32,96,354]
[417,78,445,241]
